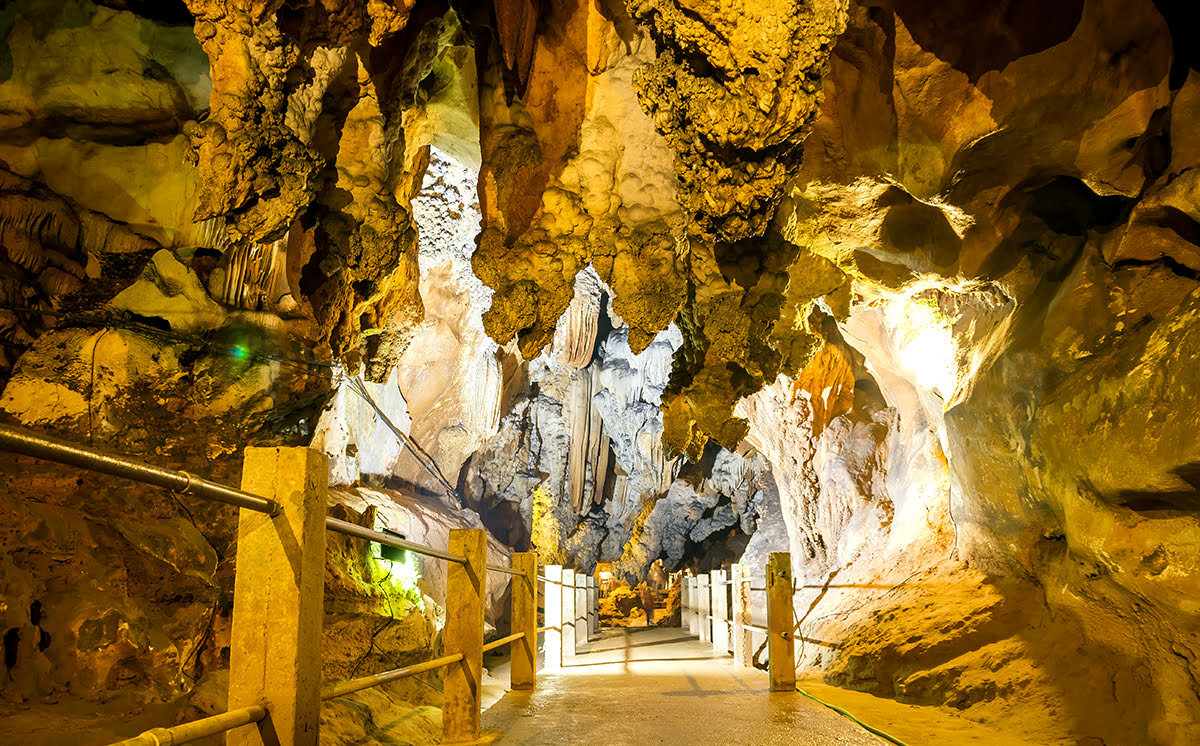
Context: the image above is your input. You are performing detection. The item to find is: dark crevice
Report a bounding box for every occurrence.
[590,292,615,366]
[3,628,18,671]
[890,0,1085,84]
[97,0,194,26]
[1148,205,1200,247]
[1151,0,1200,89]
[1111,254,1200,281]
[1026,177,1132,236]
[1129,107,1172,187]
[1111,464,1200,512]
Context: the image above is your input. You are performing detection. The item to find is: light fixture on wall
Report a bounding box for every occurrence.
[379,528,408,564]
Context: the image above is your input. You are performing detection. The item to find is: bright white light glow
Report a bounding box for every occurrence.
[371,540,424,611]
[892,298,958,401]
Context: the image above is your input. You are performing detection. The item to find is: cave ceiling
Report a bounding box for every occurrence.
[3,0,1200,739]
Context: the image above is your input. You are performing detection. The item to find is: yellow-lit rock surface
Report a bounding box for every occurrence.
[2,0,1200,743]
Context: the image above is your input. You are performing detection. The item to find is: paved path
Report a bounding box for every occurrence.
[482,627,887,746]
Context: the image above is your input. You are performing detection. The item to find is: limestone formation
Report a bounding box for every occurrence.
[627,0,850,242]
[2,0,1200,743]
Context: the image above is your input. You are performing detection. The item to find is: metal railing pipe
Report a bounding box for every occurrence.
[324,516,466,564]
[108,704,267,746]
[487,563,522,575]
[0,425,278,514]
[320,653,463,700]
[481,632,524,654]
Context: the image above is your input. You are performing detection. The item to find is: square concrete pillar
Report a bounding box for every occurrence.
[561,569,576,661]
[543,565,563,671]
[511,552,537,689]
[688,578,699,636]
[686,578,696,633]
[697,575,710,643]
[713,569,729,655]
[228,447,327,746]
[574,574,588,648]
[586,577,598,638]
[767,552,795,691]
[731,564,750,668]
[443,529,487,743]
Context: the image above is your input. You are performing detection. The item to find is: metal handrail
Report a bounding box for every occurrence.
[325,516,467,564]
[110,704,267,746]
[487,563,523,575]
[4,421,540,743]
[0,424,279,514]
[482,631,524,653]
[321,653,463,700]
[0,424,485,565]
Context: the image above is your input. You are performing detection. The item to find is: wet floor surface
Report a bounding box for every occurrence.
[481,628,887,746]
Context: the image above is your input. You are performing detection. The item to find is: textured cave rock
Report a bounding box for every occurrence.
[626,0,849,243]
[460,286,688,571]
[169,0,488,376]
[472,0,687,359]
[2,0,1200,742]
[723,0,1200,741]
[610,446,776,581]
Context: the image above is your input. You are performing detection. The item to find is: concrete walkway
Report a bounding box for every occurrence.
[481,627,887,745]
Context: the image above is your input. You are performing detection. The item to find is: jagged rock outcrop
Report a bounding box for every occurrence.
[3,0,1200,743]
[627,0,850,243]
[611,447,776,580]
[174,0,482,375]
[723,0,1200,741]
[472,0,687,358]
[612,0,856,462]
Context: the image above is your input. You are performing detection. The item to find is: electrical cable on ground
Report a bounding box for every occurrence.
[794,685,909,746]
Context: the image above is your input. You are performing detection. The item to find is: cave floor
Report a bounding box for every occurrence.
[480,627,886,745]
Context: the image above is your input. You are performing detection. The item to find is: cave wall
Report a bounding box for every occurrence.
[727,0,1200,742]
[1,0,1199,744]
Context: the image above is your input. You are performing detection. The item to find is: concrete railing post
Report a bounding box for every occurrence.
[767,552,795,692]
[443,529,487,743]
[688,578,699,636]
[712,569,728,655]
[698,575,710,643]
[731,564,750,668]
[574,574,588,648]
[543,565,563,671]
[705,573,715,652]
[561,569,576,662]
[228,447,327,746]
[686,575,696,633]
[586,576,598,639]
[511,552,537,690]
